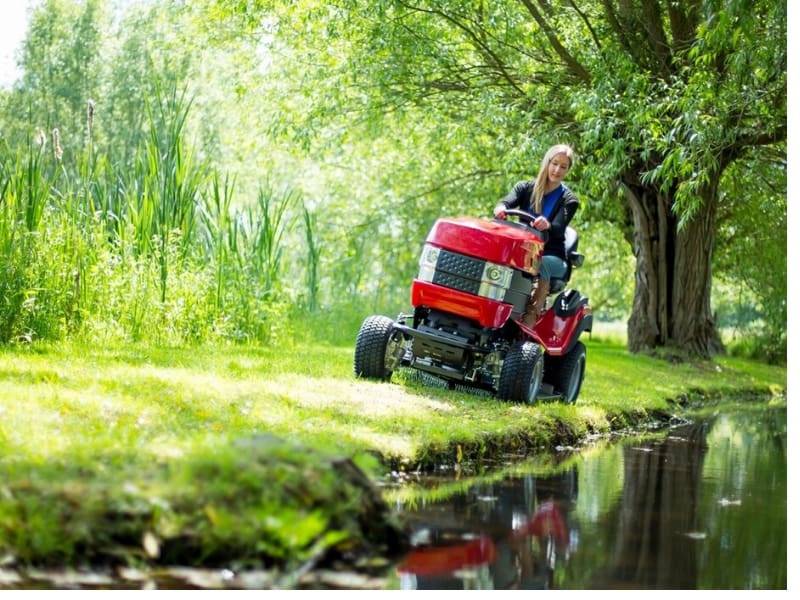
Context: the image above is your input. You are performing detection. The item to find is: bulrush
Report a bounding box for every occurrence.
[87,99,94,143]
[51,128,63,161]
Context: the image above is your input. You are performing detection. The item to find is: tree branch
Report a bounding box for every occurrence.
[567,0,603,51]
[397,1,528,97]
[721,123,787,169]
[600,0,667,75]
[516,0,592,84]
[666,0,699,53]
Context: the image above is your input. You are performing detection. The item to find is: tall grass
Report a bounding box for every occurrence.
[0,131,76,341]
[0,83,310,347]
[199,172,236,313]
[251,183,297,294]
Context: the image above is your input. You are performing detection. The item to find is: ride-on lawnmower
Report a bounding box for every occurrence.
[353,209,592,404]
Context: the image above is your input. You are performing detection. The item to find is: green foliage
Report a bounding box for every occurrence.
[3,0,106,153]
[710,149,786,363]
[0,135,83,341]
[198,172,236,312]
[0,75,302,346]
[301,203,322,311]
[130,83,207,302]
[573,221,634,322]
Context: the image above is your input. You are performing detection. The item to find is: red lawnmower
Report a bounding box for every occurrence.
[354,210,592,404]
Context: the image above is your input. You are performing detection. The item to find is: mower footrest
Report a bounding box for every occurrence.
[411,358,466,381]
[393,323,483,353]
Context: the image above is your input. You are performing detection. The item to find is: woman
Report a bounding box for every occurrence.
[493,144,579,327]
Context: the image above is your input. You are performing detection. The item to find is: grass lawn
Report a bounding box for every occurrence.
[0,335,786,575]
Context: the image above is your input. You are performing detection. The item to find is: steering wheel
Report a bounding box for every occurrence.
[500,208,536,226]
[495,208,548,240]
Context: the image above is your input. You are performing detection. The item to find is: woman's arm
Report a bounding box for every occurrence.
[495,180,533,214]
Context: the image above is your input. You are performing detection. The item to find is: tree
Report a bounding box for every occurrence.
[580,0,786,357]
[5,0,106,154]
[222,0,786,358]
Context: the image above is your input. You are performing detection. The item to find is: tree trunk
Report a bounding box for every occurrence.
[623,176,724,359]
[672,184,725,357]
[624,180,673,352]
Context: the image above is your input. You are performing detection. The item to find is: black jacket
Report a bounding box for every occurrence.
[495,180,579,261]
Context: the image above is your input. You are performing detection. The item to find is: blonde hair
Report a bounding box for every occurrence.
[532,144,575,213]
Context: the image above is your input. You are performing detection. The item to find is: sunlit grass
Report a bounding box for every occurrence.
[0,338,786,568]
[0,338,785,470]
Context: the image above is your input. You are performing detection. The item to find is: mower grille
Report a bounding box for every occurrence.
[432,250,484,295]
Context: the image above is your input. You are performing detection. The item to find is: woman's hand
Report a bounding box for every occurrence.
[533,216,550,230]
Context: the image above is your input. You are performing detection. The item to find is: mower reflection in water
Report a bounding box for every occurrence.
[395,468,577,590]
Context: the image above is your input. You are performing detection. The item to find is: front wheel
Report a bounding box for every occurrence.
[354,315,396,381]
[497,341,544,404]
[547,341,586,404]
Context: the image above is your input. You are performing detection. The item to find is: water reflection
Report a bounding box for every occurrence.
[391,404,786,590]
[589,421,709,588]
[396,467,578,589]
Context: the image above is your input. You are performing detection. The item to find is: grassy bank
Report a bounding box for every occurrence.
[0,336,786,580]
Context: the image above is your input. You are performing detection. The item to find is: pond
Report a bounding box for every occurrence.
[385,401,787,590]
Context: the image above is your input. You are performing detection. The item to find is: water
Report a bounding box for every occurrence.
[388,403,787,590]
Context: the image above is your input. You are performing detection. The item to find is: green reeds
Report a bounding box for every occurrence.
[1,130,59,234]
[251,182,297,295]
[214,182,297,342]
[140,83,206,303]
[0,81,311,346]
[0,131,67,341]
[200,172,236,313]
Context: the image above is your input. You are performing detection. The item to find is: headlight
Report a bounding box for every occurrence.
[479,262,513,300]
[417,244,440,282]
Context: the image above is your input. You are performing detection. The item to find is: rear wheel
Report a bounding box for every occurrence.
[548,341,586,404]
[354,315,396,381]
[497,341,544,404]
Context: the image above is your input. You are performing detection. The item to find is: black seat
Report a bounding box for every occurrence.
[549,226,583,294]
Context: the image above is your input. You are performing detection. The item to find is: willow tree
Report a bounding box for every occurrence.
[571,0,787,357]
[210,0,786,357]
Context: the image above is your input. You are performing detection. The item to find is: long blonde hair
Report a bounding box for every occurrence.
[532,144,575,213]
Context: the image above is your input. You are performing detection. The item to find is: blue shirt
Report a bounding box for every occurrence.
[540,184,563,220]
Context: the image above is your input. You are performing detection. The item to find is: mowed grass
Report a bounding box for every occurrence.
[0,336,785,472]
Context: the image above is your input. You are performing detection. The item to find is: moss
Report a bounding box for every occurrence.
[0,435,408,573]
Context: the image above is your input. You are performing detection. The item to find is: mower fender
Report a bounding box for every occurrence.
[533,310,593,356]
[562,313,593,355]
